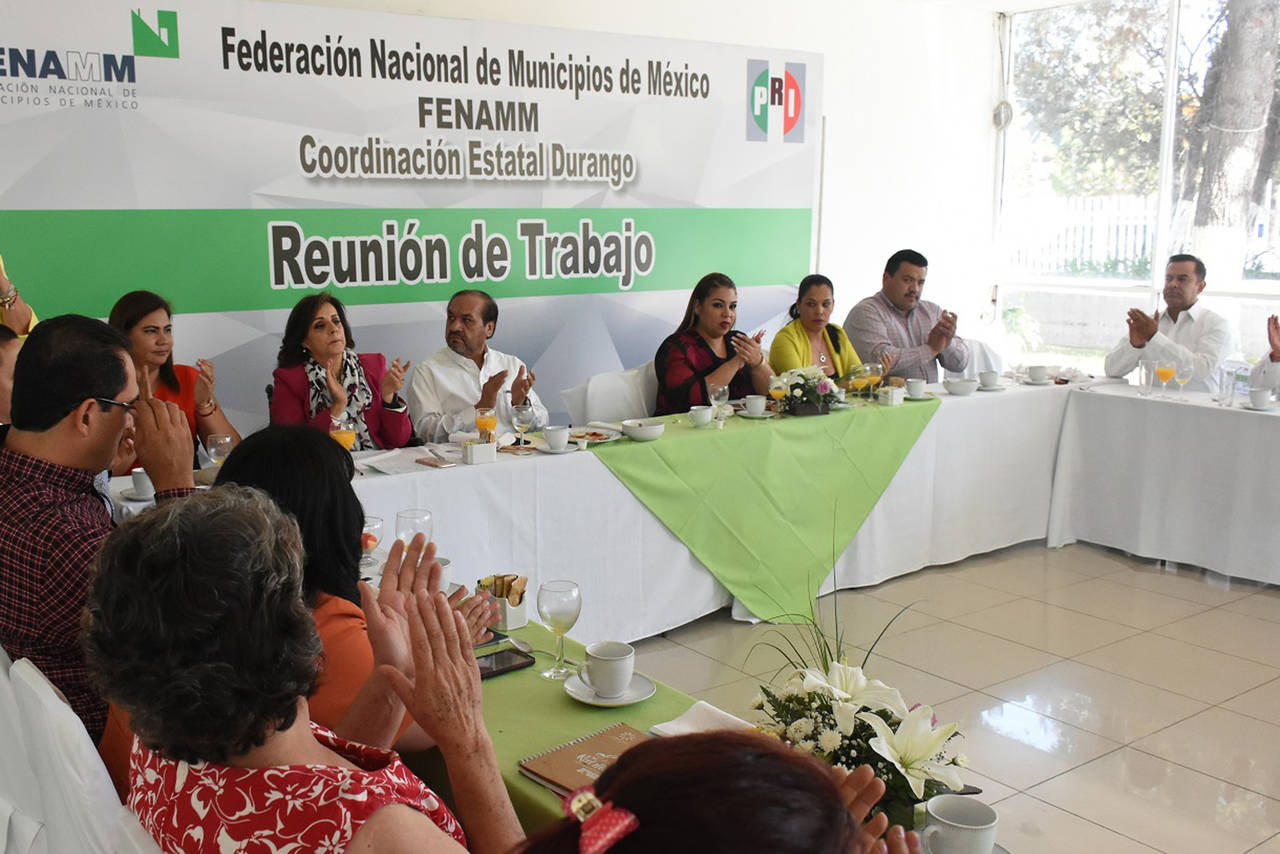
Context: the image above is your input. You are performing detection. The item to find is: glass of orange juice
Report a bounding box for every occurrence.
[1155,363,1175,398]
[474,407,498,443]
[865,364,883,401]
[330,414,356,450]
[768,379,787,417]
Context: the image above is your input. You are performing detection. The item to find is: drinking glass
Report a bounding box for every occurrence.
[474,407,498,443]
[395,508,433,547]
[330,414,357,450]
[865,364,883,401]
[768,377,787,417]
[206,434,233,466]
[512,403,536,455]
[537,580,582,680]
[1137,359,1157,397]
[360,516,383,572]
[709,383,730,421]
[1155,362,1175,398]
[1173,359,1193,400]
[848,364,871,403]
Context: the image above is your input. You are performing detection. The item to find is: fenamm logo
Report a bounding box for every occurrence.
[132,10,179,59]
[746,60,804,143]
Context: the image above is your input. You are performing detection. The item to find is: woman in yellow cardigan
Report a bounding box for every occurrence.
[770,274,864,377]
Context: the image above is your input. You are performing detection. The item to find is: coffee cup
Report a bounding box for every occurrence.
[130,468,155,499]
[544,425,569,451]
[905,378,926,398]
[688,405,714,427]
[978,370,1000,389]
[744,395,767,416]
[436,557,453,590]
[921,794,998,854]
[577,640,635,698]
[1249,387,1273,409]
[1027,365,1049,383]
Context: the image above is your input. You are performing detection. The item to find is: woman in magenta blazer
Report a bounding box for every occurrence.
[271,293,412,450]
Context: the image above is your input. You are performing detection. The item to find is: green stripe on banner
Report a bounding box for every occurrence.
[0,208,810,318]
[590,400,941,623]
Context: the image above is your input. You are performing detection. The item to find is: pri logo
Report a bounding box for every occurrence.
[746,60,804,143]
[132,9,179,59]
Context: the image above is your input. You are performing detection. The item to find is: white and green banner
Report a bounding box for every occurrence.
[0,2,822,423]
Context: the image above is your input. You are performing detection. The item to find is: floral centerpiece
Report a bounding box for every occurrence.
[774,366,841,415]
[750,621,966,828]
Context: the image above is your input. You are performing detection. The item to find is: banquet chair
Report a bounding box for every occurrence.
[582,361,659,422]
[0,647,45,854]
[9,659,160,854]
[944,338,1004,380]
[561,381,588,426]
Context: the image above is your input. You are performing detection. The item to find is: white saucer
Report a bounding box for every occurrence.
[534,444,578,454]
[904,393,934,401]
[1242,402,1276,412]
[1022,378,1054,386]
[119,487,155,502]
[564,673,657,707]
[977,385,1006,392]
[736,411,774,419]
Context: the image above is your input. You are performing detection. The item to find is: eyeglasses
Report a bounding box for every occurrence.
[93,396,137,414]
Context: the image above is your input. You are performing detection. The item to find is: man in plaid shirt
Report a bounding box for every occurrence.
[844,249,969,383]
[0,315,194,742]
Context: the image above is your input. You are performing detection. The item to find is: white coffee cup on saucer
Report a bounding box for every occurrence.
[1027,365,1049,383]
[744,395,767,416]
[577,641,635,698]
[1249,387,1273,409]
[905,378,926,398]
[978,370,1000,389]
[544,425,569,450]
[688,405,714,427]
[921,794,998,854]
[130,468,155,499]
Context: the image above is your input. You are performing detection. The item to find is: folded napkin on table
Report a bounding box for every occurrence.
[447,431,517,447]
[651,700,753,737]
[586,420,624,432]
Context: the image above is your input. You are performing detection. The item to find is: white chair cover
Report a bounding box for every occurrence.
[9,659,135,854]
[0,647,45,854]
[113,809,162,854]
[944,338,1005,380]
[583,361,659,422]
[560,381,588,427]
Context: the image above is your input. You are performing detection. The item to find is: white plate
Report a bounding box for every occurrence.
[564,673,657,707]
[736,411,774,419]
[1242,402,1276,412]
[569,428,622,444]
[977,385,1006,392]
[534,443,578,454]
[904,393,935,401]
[1022,378,1054,386]
[119,487,155,502]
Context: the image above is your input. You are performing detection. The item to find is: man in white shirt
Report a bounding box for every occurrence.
[408,290,548,442]
[1103,254,1233,392]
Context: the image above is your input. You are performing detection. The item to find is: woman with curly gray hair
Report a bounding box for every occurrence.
[83,486,524,854]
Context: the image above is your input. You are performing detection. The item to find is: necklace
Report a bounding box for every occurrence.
[819,352,827,363]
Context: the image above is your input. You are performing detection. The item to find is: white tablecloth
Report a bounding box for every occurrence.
[107,382,1072,645]
[1047,383,1280,584]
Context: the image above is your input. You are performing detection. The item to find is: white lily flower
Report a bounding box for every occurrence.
[857,705,964,800]
[833,700,860,736]
[798,663,910,718]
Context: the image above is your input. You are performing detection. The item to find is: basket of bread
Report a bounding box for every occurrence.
[478,573,528,630]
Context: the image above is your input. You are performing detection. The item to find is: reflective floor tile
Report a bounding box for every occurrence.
[955,598,1141,658]
[1074,632,1279,704]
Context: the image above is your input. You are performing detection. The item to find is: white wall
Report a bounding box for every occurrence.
[267,0,1003,327]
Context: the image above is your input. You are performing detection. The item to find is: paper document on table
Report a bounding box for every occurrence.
[650,700,752,737]
[353,449,426,475]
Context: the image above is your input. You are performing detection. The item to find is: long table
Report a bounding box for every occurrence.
[343,381,1072,644]
[1047,382,1280,584]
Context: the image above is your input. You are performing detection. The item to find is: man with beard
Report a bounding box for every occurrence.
[407,289,548,443]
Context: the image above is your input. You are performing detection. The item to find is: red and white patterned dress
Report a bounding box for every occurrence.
[129,722,466,853]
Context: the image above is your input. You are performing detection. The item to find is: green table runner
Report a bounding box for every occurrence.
[591,401,940,621]
[404,624,695,832]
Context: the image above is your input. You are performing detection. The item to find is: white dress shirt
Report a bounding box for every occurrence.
[1103,303,1233,393]
[1250,353,1280,390]
[407,345,548,443]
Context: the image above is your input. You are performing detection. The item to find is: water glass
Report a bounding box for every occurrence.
[360,516,383,571]
[709,383,730,420]
[537,580,582,680]
[206,434,234,466]
[1212,366,1237,407]
[395,508,433,547]
[512,403,536,455]
[1137,359,1157,398]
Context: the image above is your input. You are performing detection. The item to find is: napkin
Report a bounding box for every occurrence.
[447,430,517,447]
[651,700,753,737]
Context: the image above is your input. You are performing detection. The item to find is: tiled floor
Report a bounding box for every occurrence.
[632,542,1280,854]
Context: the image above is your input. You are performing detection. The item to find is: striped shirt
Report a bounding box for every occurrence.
[844,291,969,383]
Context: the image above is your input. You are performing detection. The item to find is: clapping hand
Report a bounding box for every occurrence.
[880,352,897,374]
[1267,315,1280,360]
[926,311,957,356]
[1127,308,1159,347]
[479,370,509,409]
[510,365,536,405]
[836,764,922,854]
[361,533,437,680]
[324,357,348,412]
[733,330,767,368]
[381,357,409,404]
[194,358,217,410]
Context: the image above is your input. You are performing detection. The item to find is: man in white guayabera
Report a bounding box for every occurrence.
[407,289,548,443]
[1104,254,1234,393]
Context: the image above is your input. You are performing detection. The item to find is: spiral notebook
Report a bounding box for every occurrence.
[518,722,650,796]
